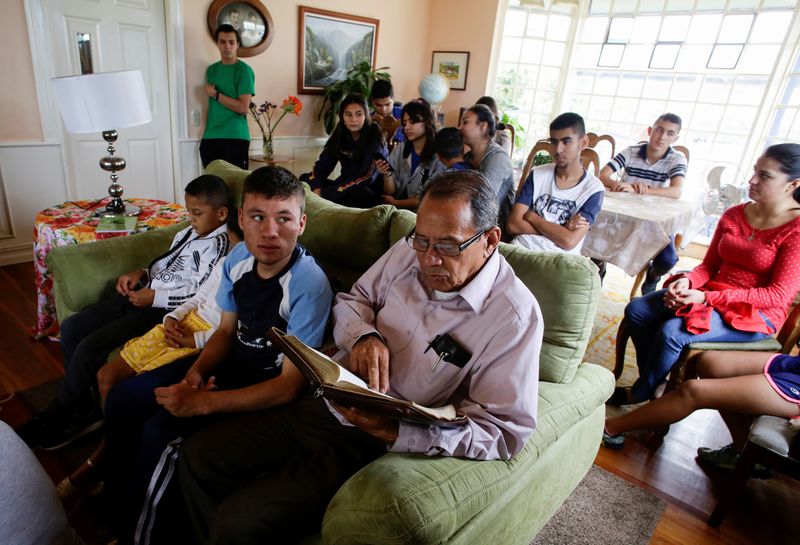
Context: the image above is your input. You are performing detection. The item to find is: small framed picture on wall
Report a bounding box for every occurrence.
[431,51,470,91]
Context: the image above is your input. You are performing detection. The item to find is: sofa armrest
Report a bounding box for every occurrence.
[46,222,188,323]
[321,363,614,545]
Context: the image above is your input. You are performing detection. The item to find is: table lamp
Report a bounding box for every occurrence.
[51,70,152,216]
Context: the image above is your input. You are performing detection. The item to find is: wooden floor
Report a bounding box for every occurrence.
[1,261,796,544]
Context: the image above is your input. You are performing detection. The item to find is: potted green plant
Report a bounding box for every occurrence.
[317,61,391,134]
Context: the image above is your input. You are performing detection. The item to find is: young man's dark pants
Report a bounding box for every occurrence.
[58,294,168,409]
[199,138,249,170]
[103,355,207,545]
[179,393,386,545]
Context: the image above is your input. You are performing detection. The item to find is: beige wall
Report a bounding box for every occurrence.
[183,0,433,139]
[1,0,504,141]
[0,0,42,141]
[426,0,503,127]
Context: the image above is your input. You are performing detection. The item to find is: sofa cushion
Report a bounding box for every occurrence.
[321,363,613,545]
[499,246,599,384]
[204,160,248,207]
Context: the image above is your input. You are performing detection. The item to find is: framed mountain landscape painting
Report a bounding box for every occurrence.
[298,7,379,94]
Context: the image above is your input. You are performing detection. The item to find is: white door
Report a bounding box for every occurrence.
[45,0,173,203]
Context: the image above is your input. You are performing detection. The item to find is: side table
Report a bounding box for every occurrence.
[33,198,188,340]
[249,153,296,171]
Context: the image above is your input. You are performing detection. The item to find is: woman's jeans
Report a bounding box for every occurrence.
[625,290,773,401]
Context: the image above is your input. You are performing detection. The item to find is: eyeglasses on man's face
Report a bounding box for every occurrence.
[405,229,486,257]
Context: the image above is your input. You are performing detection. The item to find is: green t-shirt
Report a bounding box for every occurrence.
[203,60,255,141]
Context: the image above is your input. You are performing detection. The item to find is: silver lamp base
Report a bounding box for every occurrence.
[95,202,141,217]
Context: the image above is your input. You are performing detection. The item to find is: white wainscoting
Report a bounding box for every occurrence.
[0,141,68,265]
[177,136,329,204]
[0,136,330,265]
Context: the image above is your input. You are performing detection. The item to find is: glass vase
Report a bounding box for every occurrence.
[262,135,274,163]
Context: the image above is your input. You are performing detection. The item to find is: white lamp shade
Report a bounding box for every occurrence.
[51,70,152,134]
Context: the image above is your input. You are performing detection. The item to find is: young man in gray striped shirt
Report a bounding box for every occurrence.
[599,113,687,293]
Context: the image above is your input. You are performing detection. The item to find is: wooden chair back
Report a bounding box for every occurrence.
[673,145,690,162]
[506,123,516,157]
[518,139,602,190]
[586,132,616,161]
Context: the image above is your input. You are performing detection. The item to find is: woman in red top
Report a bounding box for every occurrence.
[610,143,800,405]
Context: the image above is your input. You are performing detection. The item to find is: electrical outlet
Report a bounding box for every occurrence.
[191,110,200,127]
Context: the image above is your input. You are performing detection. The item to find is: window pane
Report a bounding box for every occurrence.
[727,0,760,8]
[618,73,646,97]
[686,15,722,44]
[594,71,620,95]
[781,77,800,107]
[666,0,694,10]
[718,14,753,43]
[608,17,633,43]
[750,12,791,44]
[643,74,673,99]
[789,111,800,140]
[650,43,680,69]
[538,66,561,92]
[699,76,732,103]
[696,0,726,10]
[547,15,572,40]
[730,76,767,106]
[692,104,725,131]
[711,133,745,161]
[675,44,713,71]
[517,65,540,88]
[517,89,535,112]
[636,99,667,123]
[763,0,798,7]
[613,97,639,120]
[614,0,638,12]
[542,41,566,66]
[497,63,519,87]
[575,44,602,68]
[672,75,701,101]
[500,37,522,62]
[526,13,547,38]
[589,95,614,120]
[565,94,591,116]
[738,45,780,74]
[532,90,555,114]
[719,105,757,134]
[520,39,544,64]
[496,85,515,109]
[666,101,693,125]
[572,70,595,93]
[599,43,625,67]
[630,16,661,43]
[582,17,609,43]
[707,44,743,69]
[639,0,666,13]
[589,0,612,15]
[659,15,690,42]
[770,108,796,139]
[621,44,654,69]
[504,10,526,37]
[566,95,589,112]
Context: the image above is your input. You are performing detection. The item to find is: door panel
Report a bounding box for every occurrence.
[47,0,173,204]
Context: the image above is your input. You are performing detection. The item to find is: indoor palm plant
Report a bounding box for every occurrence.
[317,61,391,134]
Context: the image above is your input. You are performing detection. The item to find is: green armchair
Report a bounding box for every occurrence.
[46,160,614,545]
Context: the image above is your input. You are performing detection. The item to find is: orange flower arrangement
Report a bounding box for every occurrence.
[249,96,303,161]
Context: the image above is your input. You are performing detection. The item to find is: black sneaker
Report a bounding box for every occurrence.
[38,405,103,451]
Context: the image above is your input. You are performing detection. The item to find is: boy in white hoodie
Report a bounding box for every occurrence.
[18,175,232,451]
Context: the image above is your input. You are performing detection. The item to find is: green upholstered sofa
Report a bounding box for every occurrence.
[47,160,615,545]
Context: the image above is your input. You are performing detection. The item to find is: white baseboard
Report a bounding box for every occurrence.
[0,242,33,266]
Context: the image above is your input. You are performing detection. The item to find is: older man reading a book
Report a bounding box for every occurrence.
[178,170,544,544]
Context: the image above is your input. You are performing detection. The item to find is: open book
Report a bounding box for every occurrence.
[268,328,467,425]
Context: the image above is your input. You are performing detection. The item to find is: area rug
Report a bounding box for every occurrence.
[532,465,666,545]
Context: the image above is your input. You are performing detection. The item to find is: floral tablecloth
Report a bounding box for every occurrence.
[581,192,705,276]
[33,198,188,339]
